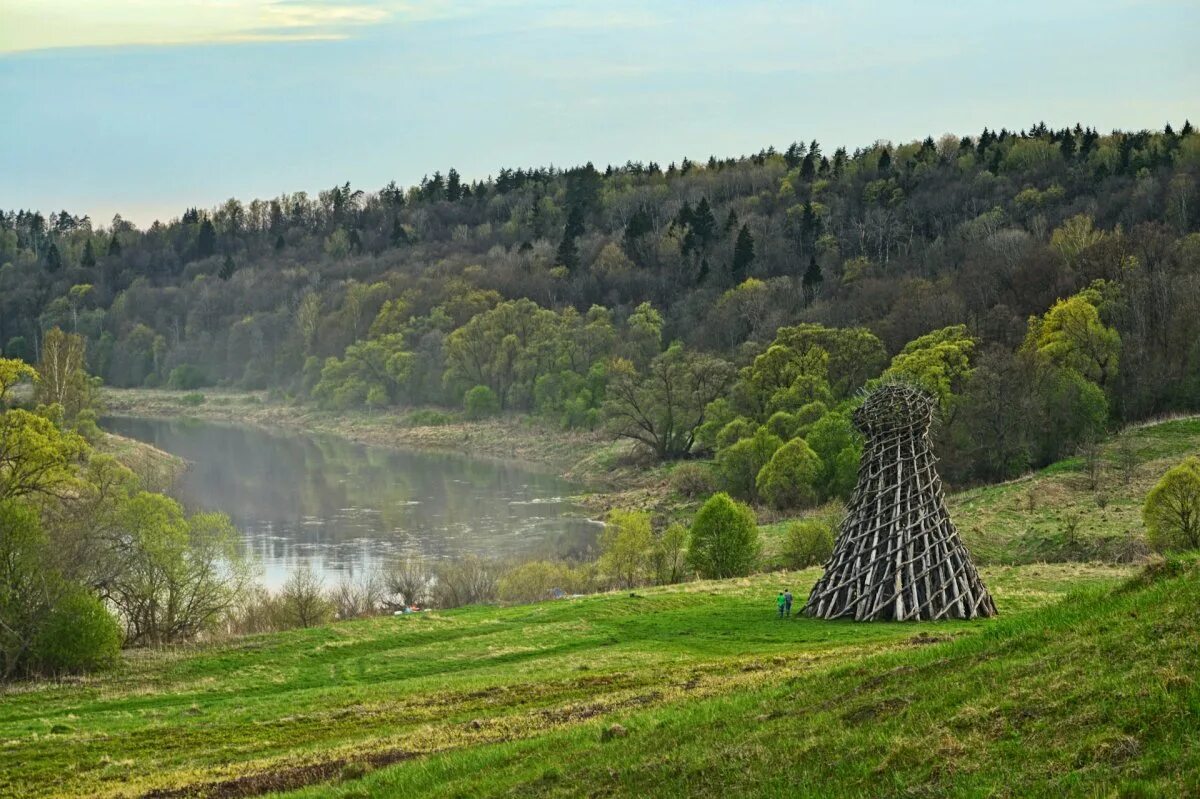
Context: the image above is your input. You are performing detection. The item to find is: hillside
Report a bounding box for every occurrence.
[0,563,1137,799]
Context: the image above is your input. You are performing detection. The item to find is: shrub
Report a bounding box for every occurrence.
[382,558,434,606]
[433,555,500,608]
[1143,457,1200,553]
[756,438,823,509]
[463,385,500,420]
[599,509,653,588]
[406,409,452,426]
[167,364,207,390]
[180,392,206,407]
[276,565,333,628]
[782,519,836,569]
[717,427,783,502]
[32,587,121,675]
[669,462,718,499]
[650,523,689,585]
[497,560,583,603]
[687,492,760,578]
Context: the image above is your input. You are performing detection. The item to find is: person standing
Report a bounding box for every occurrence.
[776,591,786,618]
[784,589,794,617]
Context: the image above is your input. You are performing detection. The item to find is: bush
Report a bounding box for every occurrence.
[599,509,653,588]
[180,392,206,407]
[167,364,208,390]
[1143,457,1200,553]
[650,523,689,584]
[276,565,333,628]
[463,385,500,420]
[406,409,452,426]
[717,427,783,502]
[756,438,823,509]
[498,560,585,603]
[782,519,836,569]
[382,558,434,606]
[433,555,500,608]
[669,462,718,499]
[687,492,760,578]
[32,587,121,675]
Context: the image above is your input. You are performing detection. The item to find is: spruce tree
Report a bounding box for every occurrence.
[274,234,286,251]
[196,219,217,258]
[731,224,755,279]
[46,241,62,272]
[108,233,121,256]
[802,254,823,304]
[81,239,96,268]
[446,168,462,202]
[219,255,236,280]
[390,216,409,247]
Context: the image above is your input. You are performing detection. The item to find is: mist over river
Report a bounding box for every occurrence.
[103,416,602,588]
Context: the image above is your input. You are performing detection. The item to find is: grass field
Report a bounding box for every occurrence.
[9,413,1194,798]
[0,563,1147,798]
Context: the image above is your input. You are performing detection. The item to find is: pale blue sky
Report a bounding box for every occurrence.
[2,0,1197,226]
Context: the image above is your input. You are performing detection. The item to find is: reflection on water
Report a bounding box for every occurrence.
[103,416,601,588]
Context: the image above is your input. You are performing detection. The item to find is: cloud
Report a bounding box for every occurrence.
[0,1,399,54]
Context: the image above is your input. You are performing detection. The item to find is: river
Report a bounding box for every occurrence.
[102,416,602,588]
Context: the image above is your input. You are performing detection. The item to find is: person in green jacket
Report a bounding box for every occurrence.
[776,591,786,618]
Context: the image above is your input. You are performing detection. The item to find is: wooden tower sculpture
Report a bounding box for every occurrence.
[804,382,996,621]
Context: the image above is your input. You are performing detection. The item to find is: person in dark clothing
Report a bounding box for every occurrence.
[784,589,794,617]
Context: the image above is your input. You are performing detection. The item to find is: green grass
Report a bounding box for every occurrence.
[0,565,1133,798]
[8,417,1194,798]
[760,416,1200,566]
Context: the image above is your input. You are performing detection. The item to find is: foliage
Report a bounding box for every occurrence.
[497,560,588,603]
[463,384,500,419]
[687,492,760,578]
[1143,458,1200,553]
[649,523,689,585]
[598,509,653,588]
[755,438,823,509]
[882,324,976,412]
[604,343,735,460]
[166,364,207,390]
[781,518,837,569]
[31,586,121,676]
[1023,282,1121,387]
[716,427,782,502]
[669,462,718,499]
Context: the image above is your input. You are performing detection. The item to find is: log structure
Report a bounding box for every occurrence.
[804,382,996,621]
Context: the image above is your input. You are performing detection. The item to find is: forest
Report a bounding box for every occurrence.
[3,122,1199,491]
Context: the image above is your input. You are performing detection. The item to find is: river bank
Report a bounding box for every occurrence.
[100,388,672,514]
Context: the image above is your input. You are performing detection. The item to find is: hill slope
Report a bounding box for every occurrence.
[0,563,1141,798]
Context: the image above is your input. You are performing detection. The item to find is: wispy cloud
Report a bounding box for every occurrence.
[0,1,401,54]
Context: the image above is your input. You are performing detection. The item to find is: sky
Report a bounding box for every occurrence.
[1,0,1197,227]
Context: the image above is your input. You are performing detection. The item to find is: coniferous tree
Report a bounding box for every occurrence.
[108,233,121,256]
[46,241,62,272]
[274,234,285,251]
[723,209,738,235]
[196,219,217,258]
[446,168,463,202]
[802,254,823,304]
[219,255,236,280]
[877,147,892,174]
[731,224,755,279]
[1182,120,1194,136]
[81,239,96,268]
[1060,128,1076,160]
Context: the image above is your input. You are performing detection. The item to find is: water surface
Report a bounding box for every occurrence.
[103,416,601,588]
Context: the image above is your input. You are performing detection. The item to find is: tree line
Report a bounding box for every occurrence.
[1,122,1198,489]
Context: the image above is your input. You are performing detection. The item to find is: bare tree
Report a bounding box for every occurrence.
[382,558,433,608]
[277,565,332,628]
